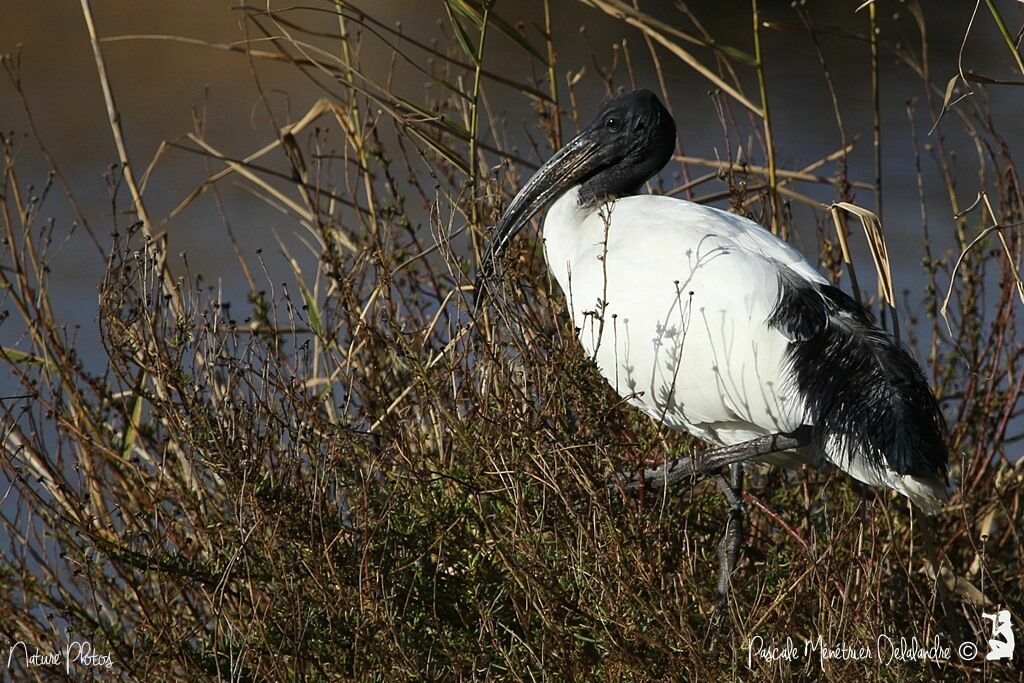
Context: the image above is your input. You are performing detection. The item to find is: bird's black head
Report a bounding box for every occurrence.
[476,89,676,294]
[577,89,677,203]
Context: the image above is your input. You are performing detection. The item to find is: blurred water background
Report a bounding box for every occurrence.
[1,0,1021,399]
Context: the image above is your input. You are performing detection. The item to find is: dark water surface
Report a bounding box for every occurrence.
[1,0,1022,380]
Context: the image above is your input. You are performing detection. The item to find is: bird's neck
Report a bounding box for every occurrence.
[546,186,601,236]
[541,187,610,291]
[578,182,633,207]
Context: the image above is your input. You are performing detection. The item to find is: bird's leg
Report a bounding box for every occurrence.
[616,428,810,492]
[612,431,805,615]
[714,464,745,612]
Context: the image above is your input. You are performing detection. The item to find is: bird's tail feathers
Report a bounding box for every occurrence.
[770,271,950,512]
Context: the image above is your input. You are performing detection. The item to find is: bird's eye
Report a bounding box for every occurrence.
[605,116,621,132]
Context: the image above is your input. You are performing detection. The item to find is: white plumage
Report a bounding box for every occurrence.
[479,89,949,515]
[542,190,947,512]
[544,192,814,439]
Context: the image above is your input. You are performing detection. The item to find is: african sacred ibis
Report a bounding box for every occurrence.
[477,89,950,520]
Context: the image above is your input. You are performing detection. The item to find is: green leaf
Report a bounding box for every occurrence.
[449,0,547,62]
[298,283,324,339]
[442,0,478,63]
[1,347,57,371]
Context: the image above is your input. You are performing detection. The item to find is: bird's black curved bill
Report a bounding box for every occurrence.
[474,131,606,306]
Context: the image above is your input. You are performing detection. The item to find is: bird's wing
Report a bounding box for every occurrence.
[550,194,949,512]
[563,195,815,440]
[663,196,829,287]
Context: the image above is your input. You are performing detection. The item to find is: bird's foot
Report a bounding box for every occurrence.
[713,467,745,616]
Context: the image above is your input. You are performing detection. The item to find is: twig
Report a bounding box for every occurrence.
[983,0,1024,77]
[751,0,780,235]
[579,0,763,116]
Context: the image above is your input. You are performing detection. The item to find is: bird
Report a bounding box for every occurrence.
[476,89,950,600]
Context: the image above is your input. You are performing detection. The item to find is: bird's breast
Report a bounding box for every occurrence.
[541,193,806,443]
